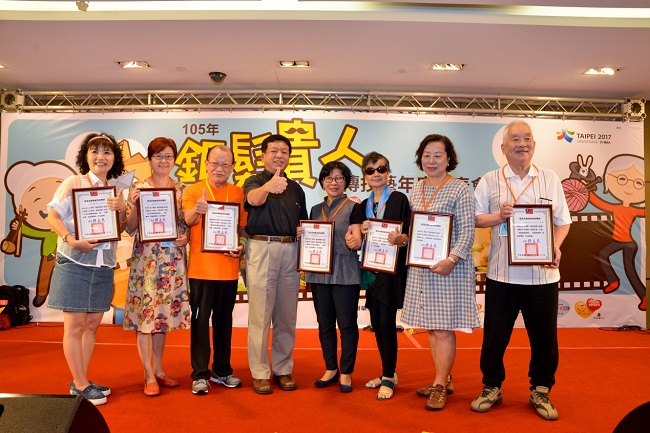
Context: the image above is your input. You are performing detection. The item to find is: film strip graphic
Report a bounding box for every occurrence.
[235,211,617,303]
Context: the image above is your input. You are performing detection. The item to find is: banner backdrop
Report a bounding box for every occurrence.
[1,112,645,328]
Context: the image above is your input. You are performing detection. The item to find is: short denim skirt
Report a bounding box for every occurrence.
[48,254,114,312]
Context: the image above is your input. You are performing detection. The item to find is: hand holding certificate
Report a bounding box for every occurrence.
[361,218,402,274]
[202,201,239,252]
[406,211,453,267]
[71,186,120,242]
[298,220,334,273]
[507,204,554,265]
[137,188,179,243]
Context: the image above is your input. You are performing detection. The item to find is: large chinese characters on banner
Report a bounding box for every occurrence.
[1,112,645,327]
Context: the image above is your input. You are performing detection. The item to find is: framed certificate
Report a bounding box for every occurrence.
[71,186,120,242]
[202,201,239,252]
[507,204,554,265]
[137,188,179,243]
[406,211,453,268]
[361,218,403,274]
[298,220,335,273]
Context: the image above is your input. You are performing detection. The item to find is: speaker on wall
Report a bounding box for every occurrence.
[0,394,110,433]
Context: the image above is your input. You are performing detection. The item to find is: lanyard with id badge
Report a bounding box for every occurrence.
[499,164,549,237]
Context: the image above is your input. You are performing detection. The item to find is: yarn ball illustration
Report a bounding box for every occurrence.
[562,178,589,212]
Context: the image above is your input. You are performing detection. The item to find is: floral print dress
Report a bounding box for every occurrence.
[123,180,191,333]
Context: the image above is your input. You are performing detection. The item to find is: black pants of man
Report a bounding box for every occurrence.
[311,283,360,375]
[480,278,559,390]
[189,278,237,381]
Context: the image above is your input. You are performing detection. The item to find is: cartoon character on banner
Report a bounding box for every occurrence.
[568,154,646,311]
[2,161,75,307]
[562,154,601,212]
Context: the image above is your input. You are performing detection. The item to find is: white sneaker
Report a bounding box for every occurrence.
[529,386,559,420]
[470,386,502,413]
[192,379,210,395]
[210,373,242,388]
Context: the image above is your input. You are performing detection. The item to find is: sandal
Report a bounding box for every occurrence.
[365,376,382,389]
[365,373,398,389]
[376,379,396,401]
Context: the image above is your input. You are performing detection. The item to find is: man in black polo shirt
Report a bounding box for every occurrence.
[244,134,307,395]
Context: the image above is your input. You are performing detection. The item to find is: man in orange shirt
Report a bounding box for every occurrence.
[183,145,248,395]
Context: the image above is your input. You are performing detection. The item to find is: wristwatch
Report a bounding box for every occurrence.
[61,233,71,243]
[448,257,458,265]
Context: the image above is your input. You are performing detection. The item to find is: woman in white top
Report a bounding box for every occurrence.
[47,132,128,405]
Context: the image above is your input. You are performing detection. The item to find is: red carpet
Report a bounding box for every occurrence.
[1,324,649,433]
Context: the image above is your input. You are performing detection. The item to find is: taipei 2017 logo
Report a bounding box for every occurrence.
[557,128,575,143]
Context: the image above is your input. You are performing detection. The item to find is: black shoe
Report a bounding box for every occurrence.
[314,370,339,388]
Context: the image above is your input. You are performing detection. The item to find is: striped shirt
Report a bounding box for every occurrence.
[474,165,571,285]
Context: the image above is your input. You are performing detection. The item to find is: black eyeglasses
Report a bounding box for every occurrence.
[364,165,388,175]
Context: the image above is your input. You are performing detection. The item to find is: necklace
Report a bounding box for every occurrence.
[149,176,173,189]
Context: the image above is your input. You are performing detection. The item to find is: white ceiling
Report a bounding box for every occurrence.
[1,0,650,99]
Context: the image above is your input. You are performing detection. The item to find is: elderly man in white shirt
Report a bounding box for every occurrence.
[471,120,571,421]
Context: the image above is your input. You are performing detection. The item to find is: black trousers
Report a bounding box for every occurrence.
[480,278,559,390]
[366,291,398,378]
[189,278,238,381]
[311,283,360,375]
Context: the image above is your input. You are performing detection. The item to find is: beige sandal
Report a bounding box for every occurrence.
[376,379,396,400]
[365,373,398,389]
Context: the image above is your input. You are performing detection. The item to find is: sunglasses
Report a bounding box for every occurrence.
[364,165,388,175]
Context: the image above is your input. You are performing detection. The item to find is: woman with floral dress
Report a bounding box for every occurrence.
[123,137,191,396]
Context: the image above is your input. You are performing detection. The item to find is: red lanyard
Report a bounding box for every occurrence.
[86,173,105,187]
[501,165,538,204]
[321,198,348,221]
[421,175,451,211]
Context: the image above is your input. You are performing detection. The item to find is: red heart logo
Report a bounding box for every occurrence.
[587,298,602,311]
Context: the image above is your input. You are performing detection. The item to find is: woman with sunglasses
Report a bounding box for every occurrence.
[401,134,480,410]
[359,152,411,400]
[123,137,191,396]
[46,132,127,405]
[299,161,364,392]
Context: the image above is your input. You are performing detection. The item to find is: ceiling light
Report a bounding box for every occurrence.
[118,61,150,69]
[0,64,5,69]
[279,60,310,68]
[584,67,620,75]
[431,63,465,71]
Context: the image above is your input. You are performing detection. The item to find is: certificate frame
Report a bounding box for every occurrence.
[297,220,335,274]
[137,188,179,243]
[406,211,453,268]
[507,204,554,265]
[201,201,240,252]
[360,218,403,274]
[71,186,120,242]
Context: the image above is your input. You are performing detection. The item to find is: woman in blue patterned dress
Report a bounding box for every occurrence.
[401,134,480,410]
[123,137,191,396]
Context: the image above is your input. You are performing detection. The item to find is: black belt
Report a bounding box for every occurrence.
[250,235,297,243]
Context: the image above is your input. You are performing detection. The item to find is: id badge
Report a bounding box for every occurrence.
[499,221,508,237]
[160,241,174,248]
[96,242,110,250]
